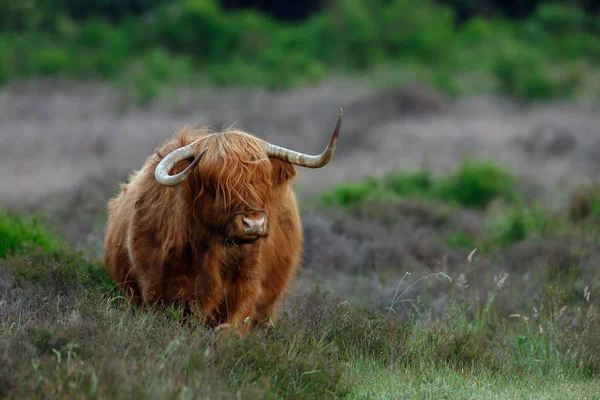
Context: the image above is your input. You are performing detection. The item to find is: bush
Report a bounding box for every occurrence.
[335,0,382,70]
[154,0,239,62]
[491,45,570,102]
[0,209,115,294]
[0,39,15,84]
[27,46,71,76]
[320,160,519,210]
[0,0,597,102]
[321,178,383,208]
[382,170,433,196]
[484,206,558,247]
[0,210,59,258]
[519,3,600,61]
[435,160,517,208]
[379,0,457,64]
[129,48,195,103]
[531,3,587,36]
[70,18,137,78]
[7,246,114,294]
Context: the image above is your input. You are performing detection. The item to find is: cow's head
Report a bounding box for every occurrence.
[154,109,343,244]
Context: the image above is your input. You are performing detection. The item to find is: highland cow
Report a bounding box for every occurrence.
[104,109,343,332]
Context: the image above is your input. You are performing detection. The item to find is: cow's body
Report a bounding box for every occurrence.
[104,110,341,330]
[104,126,302,326]
[104,110,342,331]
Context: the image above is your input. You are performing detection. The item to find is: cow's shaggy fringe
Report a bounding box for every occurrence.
[172,127,275,213]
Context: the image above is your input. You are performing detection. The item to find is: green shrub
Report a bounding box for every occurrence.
[382,170,433,196]
[131,48,194,103]
[445,231,477,248]
[0,0,596,102]
[593,195,600,218]
[0,210,113,293]
[435,160,517,208]
[0,0,67,32]
[379,0,456,64]
[495,209,530,245]
[282,13,338,68]
[336,0,382,70]
[459,17,496,46]
[485,206,556,247]
[134,71,161,104]
[0,38,15,84]
[321,179,383,208]
[259,48,312,89]
[491,45,567,101]
[0,210,58,258]
[27,46,71,75]
[431,69,461,97]
[70,18,136,78]
[320,159,519,211]
[531,3,586,36]
[233,10,278,62]
[9,246,114,293]
[156,0,238,62]
[207,59,266,86]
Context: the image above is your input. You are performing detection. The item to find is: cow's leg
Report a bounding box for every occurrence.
[120,270,144,307]
[220,276,263,334]
[254,262,297,327]
[129,247,165,308]
[192,251,226,326]
[127,221,173,308]
[253,301,278,327]
[107,247,143,307]
[133,263,164,308]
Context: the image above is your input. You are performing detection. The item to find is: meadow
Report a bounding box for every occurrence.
[1,0,600,398]
[1,158,600,398]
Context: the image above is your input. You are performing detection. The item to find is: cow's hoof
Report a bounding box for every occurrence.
[214,323,231,334]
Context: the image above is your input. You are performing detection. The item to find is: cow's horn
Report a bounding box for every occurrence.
[155,144,209,187]
[265,108,342,168]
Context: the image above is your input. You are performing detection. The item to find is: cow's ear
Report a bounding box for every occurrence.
[270,158,297,186]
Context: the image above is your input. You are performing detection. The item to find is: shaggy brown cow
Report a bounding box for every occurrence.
[104,109,343,332]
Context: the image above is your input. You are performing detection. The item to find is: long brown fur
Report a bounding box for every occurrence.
[104,126,302,333]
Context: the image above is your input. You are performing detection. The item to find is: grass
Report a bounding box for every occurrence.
[1,245,598,398]
[1,159,600,398]
[349,361,600,399]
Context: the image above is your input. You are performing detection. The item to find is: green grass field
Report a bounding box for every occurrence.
[2,1,600,396]
[1,250,599,399]
[1,159,599,399]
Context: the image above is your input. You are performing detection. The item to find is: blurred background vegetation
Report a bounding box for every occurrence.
[1,0,598,102]
[3,2,600,397]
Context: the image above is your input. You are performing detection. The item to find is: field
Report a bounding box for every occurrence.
[2,76,600,399]
[2,1,600,399]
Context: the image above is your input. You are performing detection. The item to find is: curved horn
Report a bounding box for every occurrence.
[155,144,209,187]
[265,108,342,168]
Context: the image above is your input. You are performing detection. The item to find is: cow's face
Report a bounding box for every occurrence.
[195,189,268,244]
[154,118,343,244]
[194,156,296,245]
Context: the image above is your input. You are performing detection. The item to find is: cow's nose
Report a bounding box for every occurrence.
[243,216,265,234]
